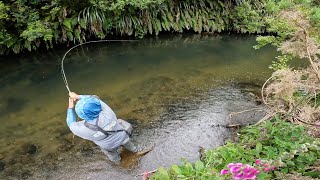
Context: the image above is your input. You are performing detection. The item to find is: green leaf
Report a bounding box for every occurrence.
[67,32,73,41]
[155,167,170,180]
[257,172,271,180]
[185,162,194,172]
[171,164,182,174]
[303,171,320,178]
[195,160,205,171]
[63,19,72,30]
[256,142,262,154]
[176,174,186,178]
[167,13,173,22]
[78,19,86,28]
[281,168,289,173]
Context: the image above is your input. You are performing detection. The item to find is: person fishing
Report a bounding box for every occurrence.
[66,92,142,164]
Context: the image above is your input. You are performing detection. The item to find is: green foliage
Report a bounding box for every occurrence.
[153,167,170,180]
[0,1,9,20]
[21,21,53,42]
[268,55,292,70]
[310,7,320,41]
[255,0,320,44]
[265,17,296,38]
[0,0,269,55]
[230,1,266,33]
[151,161,223,180]
[207,118,320,178]
[3,0,318,55]
[254,0,320,69]
[151,118,320,179]
[254,35,279,49]
[311,8,320,22]
[89,0,165,11]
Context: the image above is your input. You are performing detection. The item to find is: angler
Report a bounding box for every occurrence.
[66,92,143,164]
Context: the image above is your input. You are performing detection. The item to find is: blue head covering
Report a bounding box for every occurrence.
[75,97,102,121]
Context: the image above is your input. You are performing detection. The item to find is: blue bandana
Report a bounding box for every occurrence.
[75,97,102,121]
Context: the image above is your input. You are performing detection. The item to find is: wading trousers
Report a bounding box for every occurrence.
[101,137,138,163]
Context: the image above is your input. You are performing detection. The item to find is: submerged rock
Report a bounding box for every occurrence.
[0,161,5,171]
[19,143,39,155]
[80,147,94,157]
[26,144,38,155]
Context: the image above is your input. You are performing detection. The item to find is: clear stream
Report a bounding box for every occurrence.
[0,34,280,179]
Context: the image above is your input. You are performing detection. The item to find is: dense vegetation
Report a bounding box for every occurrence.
[151,118,320,180]
[1,0,270,55]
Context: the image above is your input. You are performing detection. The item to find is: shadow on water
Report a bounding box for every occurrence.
[0,34,277,179]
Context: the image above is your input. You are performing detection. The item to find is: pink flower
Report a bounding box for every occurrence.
[223,161,271,180]
[221,169,229,175]
[233,172,244,179]
[144,171,150,179]
[243,167,252,173]
[230,166,241,174]
[255,159,261,165]
[235,163,243,166]
[228,163,236,168]
[243,172,256,180]
[263,167,271,172]
[252,169,260,175]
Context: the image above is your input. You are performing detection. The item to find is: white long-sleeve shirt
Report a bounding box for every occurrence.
[66,95,128,150]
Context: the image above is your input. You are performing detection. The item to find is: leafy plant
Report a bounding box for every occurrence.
[0,0,270,55]
[151,118,320,179]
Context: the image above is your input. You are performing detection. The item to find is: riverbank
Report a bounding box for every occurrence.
[1,0,268,55]
[150,117,320,179]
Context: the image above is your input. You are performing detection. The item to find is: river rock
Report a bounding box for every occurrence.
[26,144,38,155]
[0,161,5,171]
[14,142,39,156]
[80,147,94,157]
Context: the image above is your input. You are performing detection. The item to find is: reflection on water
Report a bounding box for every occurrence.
[0,34,277,179]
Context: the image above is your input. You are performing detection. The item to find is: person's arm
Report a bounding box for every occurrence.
[66,98,76,127]
[79,95,92,99]
[69,92,94,100]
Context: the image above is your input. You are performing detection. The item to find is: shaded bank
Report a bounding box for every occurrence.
[1,0,268,54]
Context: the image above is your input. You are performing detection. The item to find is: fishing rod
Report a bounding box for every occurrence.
[61,39,138,93]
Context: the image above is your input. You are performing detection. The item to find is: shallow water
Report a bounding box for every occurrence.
[0,34,276,179]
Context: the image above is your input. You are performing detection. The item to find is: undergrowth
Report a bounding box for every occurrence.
[150,117,320,179]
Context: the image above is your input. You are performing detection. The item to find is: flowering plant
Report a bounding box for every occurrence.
[220,160,276,180]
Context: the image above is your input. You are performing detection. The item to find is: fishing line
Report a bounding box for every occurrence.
[61,40,138,92]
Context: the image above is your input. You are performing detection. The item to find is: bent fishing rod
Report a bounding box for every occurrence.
[61,40,138,93]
